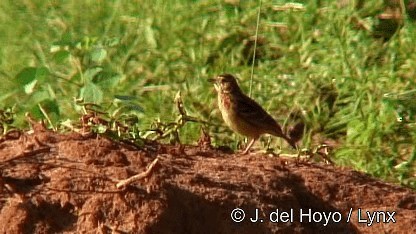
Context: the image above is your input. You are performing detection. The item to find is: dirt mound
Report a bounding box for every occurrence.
[0,128,415,233]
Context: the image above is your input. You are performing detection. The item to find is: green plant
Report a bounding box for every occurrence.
[0,0,415,188]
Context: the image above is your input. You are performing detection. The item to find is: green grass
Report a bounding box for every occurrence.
[0,0,415,188]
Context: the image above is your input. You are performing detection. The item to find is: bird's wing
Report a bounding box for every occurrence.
[234,93,284,136]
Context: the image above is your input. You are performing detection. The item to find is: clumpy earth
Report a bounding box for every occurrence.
[0,127,415,233]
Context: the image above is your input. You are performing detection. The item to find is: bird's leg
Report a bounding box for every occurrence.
[242,138,257,154]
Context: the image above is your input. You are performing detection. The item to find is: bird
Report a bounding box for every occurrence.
[209,73,299,154]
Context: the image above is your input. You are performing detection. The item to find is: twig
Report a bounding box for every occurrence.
[116,157,159,189]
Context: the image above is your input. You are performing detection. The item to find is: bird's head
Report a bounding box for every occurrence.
[208,74,241,94]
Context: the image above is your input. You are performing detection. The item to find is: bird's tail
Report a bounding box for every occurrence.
[284,122,305,149]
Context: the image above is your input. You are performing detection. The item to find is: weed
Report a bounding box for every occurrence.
[0,0,415,188]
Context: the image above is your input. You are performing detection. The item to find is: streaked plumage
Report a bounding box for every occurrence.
[209,74,296,154]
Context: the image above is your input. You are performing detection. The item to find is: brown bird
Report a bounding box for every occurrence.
[209,74,298,154]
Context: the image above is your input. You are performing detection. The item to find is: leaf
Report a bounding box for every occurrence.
[80,82,103,104]
[53,50,70,64]
[52,32,74,47]
[90,47,107,63]
[383,90,416,121]
[112,104,144,118]
[145,19,157,48]
[30,99,60,123]
[15,67,49,86]
[30,89,50,103]
[24,80,38,94]
[346,118,364,143]
[114,95,139,101]
[83,67,103,82]
[40,99,60,117]
[104,37,120,47]
[123,104,144,113]
[93,71,121,88]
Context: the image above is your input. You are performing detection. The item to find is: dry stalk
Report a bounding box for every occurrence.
[116,157,159,189]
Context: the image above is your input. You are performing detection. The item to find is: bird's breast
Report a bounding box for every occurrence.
[219,93,231,110]
[218,93,235,125]
[218,93,250,135]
